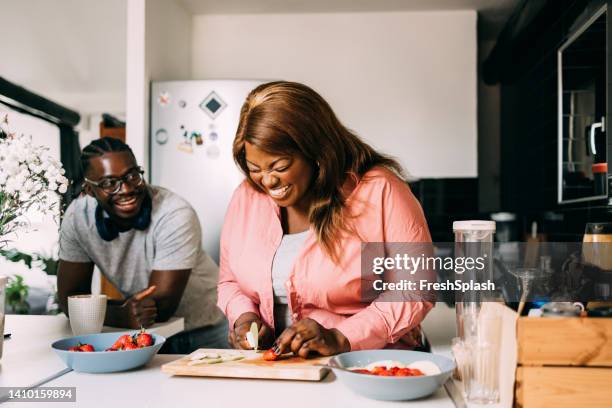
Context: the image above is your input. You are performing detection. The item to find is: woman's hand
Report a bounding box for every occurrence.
[276,318,350,358]
[230,312,274,350]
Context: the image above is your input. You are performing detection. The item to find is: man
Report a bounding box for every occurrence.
[58,137,227,353]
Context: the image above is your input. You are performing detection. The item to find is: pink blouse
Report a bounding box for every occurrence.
[217,167,434,350]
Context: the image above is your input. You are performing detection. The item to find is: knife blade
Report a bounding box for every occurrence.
[443,378,466,408]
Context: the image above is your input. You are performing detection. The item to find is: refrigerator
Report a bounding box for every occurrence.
[150,80,266,264]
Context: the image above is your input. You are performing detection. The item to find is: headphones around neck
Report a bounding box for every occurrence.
[95,193,152,241]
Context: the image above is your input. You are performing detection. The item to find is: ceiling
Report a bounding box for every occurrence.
[178,0,521,40]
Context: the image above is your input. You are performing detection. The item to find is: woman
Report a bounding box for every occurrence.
[218,81,433,357]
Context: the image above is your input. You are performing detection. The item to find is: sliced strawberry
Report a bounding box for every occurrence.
[351,369,373,375]
[79,344,95,352]
[263,348,280,361]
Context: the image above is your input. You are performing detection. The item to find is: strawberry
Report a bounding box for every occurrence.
[68,345,81,352]
[135,329,153,348]
[123,341,139,350]
[263,348,280,361]
[79,344,95,352]
[111,334,133,350]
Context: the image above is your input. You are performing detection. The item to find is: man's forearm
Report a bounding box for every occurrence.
[57,260,95,317]
[58,288,91,316]
[154,297,179,322]
[104,300,130,328]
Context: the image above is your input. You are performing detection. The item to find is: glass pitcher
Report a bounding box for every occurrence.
[453,220,496,340]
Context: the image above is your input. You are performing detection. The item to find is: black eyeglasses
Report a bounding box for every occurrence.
[84,167,145,194]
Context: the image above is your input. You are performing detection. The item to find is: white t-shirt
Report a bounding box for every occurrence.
[271,230,309,333]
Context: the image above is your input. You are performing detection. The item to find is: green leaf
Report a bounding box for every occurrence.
[0,249,34,268]
[6,274,30,314]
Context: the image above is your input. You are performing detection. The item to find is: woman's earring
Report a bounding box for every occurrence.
[316,161,320,168]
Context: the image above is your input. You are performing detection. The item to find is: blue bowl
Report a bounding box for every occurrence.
[329,350,455,401]
[51,331,166,373]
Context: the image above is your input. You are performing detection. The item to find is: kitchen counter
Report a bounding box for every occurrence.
[40,354,455,408]
[1,305,462,407]
[0,314,183,390]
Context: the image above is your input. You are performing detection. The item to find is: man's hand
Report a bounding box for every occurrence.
[121,286,157,329]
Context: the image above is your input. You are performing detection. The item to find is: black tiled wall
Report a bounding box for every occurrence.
[496,0,612,240]
[410,178,480,242]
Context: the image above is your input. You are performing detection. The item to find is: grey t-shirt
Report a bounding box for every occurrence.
[59,185,223,330]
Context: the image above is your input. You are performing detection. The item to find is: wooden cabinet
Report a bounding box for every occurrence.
[515,317,612,407]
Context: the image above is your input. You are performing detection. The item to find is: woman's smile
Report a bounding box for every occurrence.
[243,142,314,210]
[268,185,292,200]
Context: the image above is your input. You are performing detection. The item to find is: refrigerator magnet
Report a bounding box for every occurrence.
[155,128,169,145]
[177,141,193,154]
[192,131,203,145]
[158,91,171,107]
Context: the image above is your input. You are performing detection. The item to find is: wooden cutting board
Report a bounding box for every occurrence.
[161,349,330,381]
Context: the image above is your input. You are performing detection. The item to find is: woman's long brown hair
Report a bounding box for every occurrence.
[233,81,404,262]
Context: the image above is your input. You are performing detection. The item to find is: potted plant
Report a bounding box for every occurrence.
[0,248,60,314]
[0,114,69,330]
[5,275,29,314]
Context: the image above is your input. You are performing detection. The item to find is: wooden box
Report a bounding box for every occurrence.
[515,317,612,408]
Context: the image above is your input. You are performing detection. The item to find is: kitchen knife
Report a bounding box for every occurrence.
[443,378,466,408]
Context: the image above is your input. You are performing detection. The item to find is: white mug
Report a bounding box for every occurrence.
[68,294,108,335]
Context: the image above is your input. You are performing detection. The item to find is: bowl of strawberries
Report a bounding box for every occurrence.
[51,329,165,373]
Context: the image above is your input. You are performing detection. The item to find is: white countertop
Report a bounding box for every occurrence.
[1,305,462,408]
[39,354,455,408]
[0,314,183,389]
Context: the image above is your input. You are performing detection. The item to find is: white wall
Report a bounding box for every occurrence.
[126,0,148,167]
[0,0,126,116]
[126,0,192,169]
[191,11,477,178]
[0,0,127,148]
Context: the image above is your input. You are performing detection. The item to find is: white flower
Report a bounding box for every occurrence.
[4,158,18,175]
[0,130,69,243]
[5,179,17,195]
[23,179,34,192]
